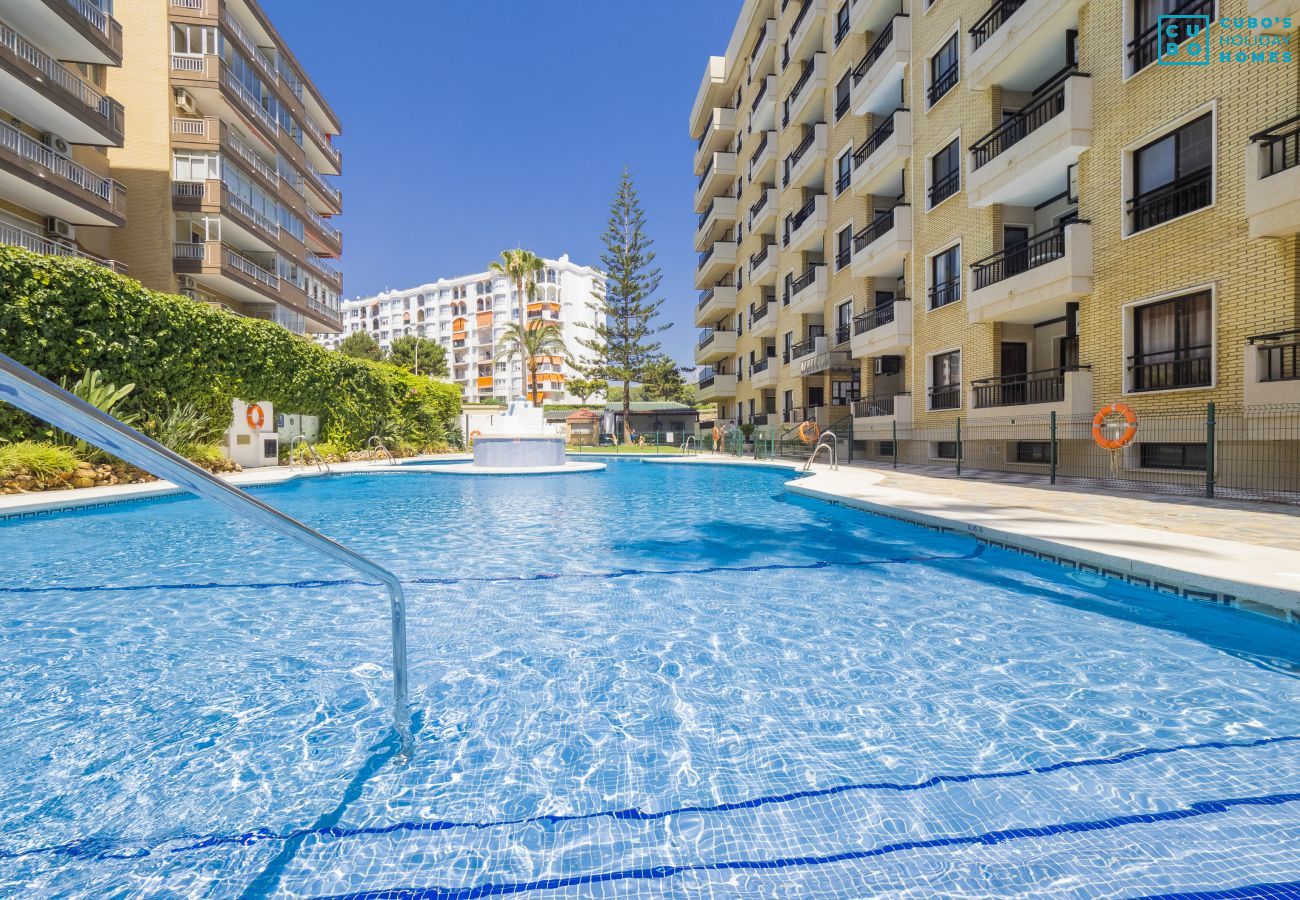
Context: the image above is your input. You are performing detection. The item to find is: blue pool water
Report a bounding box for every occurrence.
[1,460,1298,898]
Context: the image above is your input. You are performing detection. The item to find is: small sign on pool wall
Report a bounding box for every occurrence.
[1158,14,1294,66]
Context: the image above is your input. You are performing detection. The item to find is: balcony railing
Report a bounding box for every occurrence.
[1251,114,1300,178]
[853,16,899,83]
[854,207,897,251]
[750,243,773,269]
[1250,329,1300,382]
[928,276,960,309]
[784,195,818,244]
[929,168,960,206]
[749,189,771,224]
[783,59,817,126]
[698,328,716,348]
[305,253,342,286]
[834,323,851,345]
[970,69,1079,169]
[66,0,113,36]
[220,9,276,82]
[853,110,902,167]
[0,19,122,132]
[750,131,771,175]
[698,244,716,270]
[698,158,715,190]
[790,265,821,298]
[1129,0,1213,71]
[790,0,814,46]
[226,191,280,237]
[227,247,278,288]
[928,385,961,411]
[0,119,117,204]
[1,221,124,272]
[751,77,770,113]
[699,368,717,390]
[783,126,818,186]
[790,327,826,361]
[305,206,342,245]
[222,69,278,135]
[751,356,771,375]
[304,161,341,208]
[927,62,958,107]
[697,287,716,310]
[698,200,715,229]
[1129,347,1212,392]
[970,0,1027,50]
[853,395,900,418]
[972,367,1085,408]
[1128,168,1212,233]
[971,221,1084,289]
[225,128,279,186]
[854,300,904,334]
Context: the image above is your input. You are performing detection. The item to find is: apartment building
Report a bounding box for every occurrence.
[0,0,127,269]
[94,0,342,335]
[321,255,604,404]
[692,0,1298,488]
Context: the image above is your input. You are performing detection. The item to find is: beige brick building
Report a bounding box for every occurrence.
[692,0,1299,493]
[94,0,343,335]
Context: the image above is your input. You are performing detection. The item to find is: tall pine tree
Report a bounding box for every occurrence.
[579,169,668,442]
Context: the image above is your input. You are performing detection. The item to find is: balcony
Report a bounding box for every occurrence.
[749,355,778,389]
[786,326,825,364]
[750,241,779,285]
[1127,169,1212,235]
[695,240,737,289]
[851,299,913,358]
[783,264,828,315]
[749,18,777,81]
[1245,330,1300,406]
[749,185,779,233]
[172,179,281,251]
[783,193,827,252]
[749,129,777,183]
[967,0,1085,91]
[850,204,911,278]
[793,334,853,376]
[695,151,737,212]
[968,367,1094,420]
[783,122,827,191]
[751,76,778,133]
[696,196,738,251]
[0,118,124,225]
[849,0,899,36]
[749,297,777,336]
[690,55,728,142]
[782,52,827,131]
[694,107,737,173]
[696,327,738,364]
[850,15,910,118]
[851,109,910,197]
[0,219,126,272]
[0,18,124,146]
[967,70,1091,207]
[171,53,282,146]
[1245,115,1300,239]
[9,0,123,66]
[697,369,738,402]
[968,221,1091,324]
[853,393,913,428]
[695,282,738,325]
[788,0,827,65]
[173,239,280,307]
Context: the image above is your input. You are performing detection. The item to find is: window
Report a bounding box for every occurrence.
[929,139,960,207]
[1015,441,1052,464]
[1140,443,1207,471]
[835,2,851,45]
[171,23,217,55]
[1130,0,1215,72]
[835,226,853,270]
[928,34,959,107]
[934,441,960,460]
[877,441,896,457]
[172,150,218,182]
[1130,290,1212,392]
[826,155,850,202]
[835,73,852,120]
[929,245,961,309]
[929,350,961,410]
[1129,113,1213,232]
[835,300,853,344]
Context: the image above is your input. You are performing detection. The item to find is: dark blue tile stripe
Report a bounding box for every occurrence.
[1131,881,1300,899]
[4,735,1293,866]
[305,792,1300,900]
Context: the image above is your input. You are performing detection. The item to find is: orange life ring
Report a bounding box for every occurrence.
[1092,403,1138,451]
[711,426,723,446]
[245,403,265,431]
[797,420,820,445]
[469,429,482,444]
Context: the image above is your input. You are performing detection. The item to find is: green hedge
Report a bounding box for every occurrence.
[0,247,461,449]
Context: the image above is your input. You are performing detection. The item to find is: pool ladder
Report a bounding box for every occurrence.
[680,435,698,456]
[366,436,397,465]
[288,435,332,474]
[0,353,413,751]
[803,430,839,472]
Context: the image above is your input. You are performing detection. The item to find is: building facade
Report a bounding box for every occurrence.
[95,0,342,335]
[692,0,1298,490]
[0,0,127,269]
[322,255,604,404]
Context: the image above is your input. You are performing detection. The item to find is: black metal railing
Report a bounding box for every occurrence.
[1250,329,1300,382]
[971,221,1084,289]
[854,300,904,334]
[751,77,771,113]
[972,366,1086,408]
[750,243,773,270]
[783,126,818,186]
[750,132,771,175]
[928,169,960,206]
[1251,114,1300,178]
[836,248,851,270]
[698,328,716,348]
[853,110,902,167]
[853,395,900,417]
[1128,168,1212,233]
[697,287,716,309]
[836,94,850,120]
[697,245,716,269]
[970,0,1027,49]
[928,385,961,410]
[854,17,899,83]
[1128,0,1213,71]
[928,276,960,309]
[750,189,772,224]
[1129,347,1212,392]
[698,200,714,229]
[790,265,822,298]
[790,0,814,42]
[927,62,958,107]
[790,326,826,361]
[784,57,817,120]
[784,195,819,244]
[750,302,772,327]
[698,158,714,190]
[854,206,899,252]
[835,323,851,345]
[835,169,851,194]
[970,69,1079,169]
[752,356,771,375]
[699,368,716,390]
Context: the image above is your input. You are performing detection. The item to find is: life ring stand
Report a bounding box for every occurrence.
[797,420,820,445]
[245,403,265,431]
[1092,403,1138,451]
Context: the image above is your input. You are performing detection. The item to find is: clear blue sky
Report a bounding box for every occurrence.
[261,0,743,367]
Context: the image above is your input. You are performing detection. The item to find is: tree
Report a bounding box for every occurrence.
[578,169,668,442]
[489,248,546,335]
[639,356,693,405]
[387,335,447,378]
[337,331,381,361]
[566,376,608,405]
[494,322,567,403]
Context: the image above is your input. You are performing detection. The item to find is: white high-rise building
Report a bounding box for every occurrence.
[321,254,604,404]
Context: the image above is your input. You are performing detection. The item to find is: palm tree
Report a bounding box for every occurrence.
[489,248,546,335]
[495,322,567,404]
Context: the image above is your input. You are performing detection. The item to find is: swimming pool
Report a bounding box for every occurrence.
[1,460,1297,898]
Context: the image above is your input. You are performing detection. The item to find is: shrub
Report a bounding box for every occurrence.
[50,370,138,462]
[0,441,82,479]
[0,248,461,451]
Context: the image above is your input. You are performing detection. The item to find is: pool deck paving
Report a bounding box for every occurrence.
[1,452,1297,623]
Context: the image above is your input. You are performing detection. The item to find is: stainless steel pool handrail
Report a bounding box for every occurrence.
[288,434,331,474]
[803,430,839,471]
[680,435,698,456]
[0,352,412,750]
[366,435,396,466]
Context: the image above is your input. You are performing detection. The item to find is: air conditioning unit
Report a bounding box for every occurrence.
[45,218,75,240]
[874,356,902,376]
[177,275,196,289]
[42,133,71,157]
[174,89,198,115]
